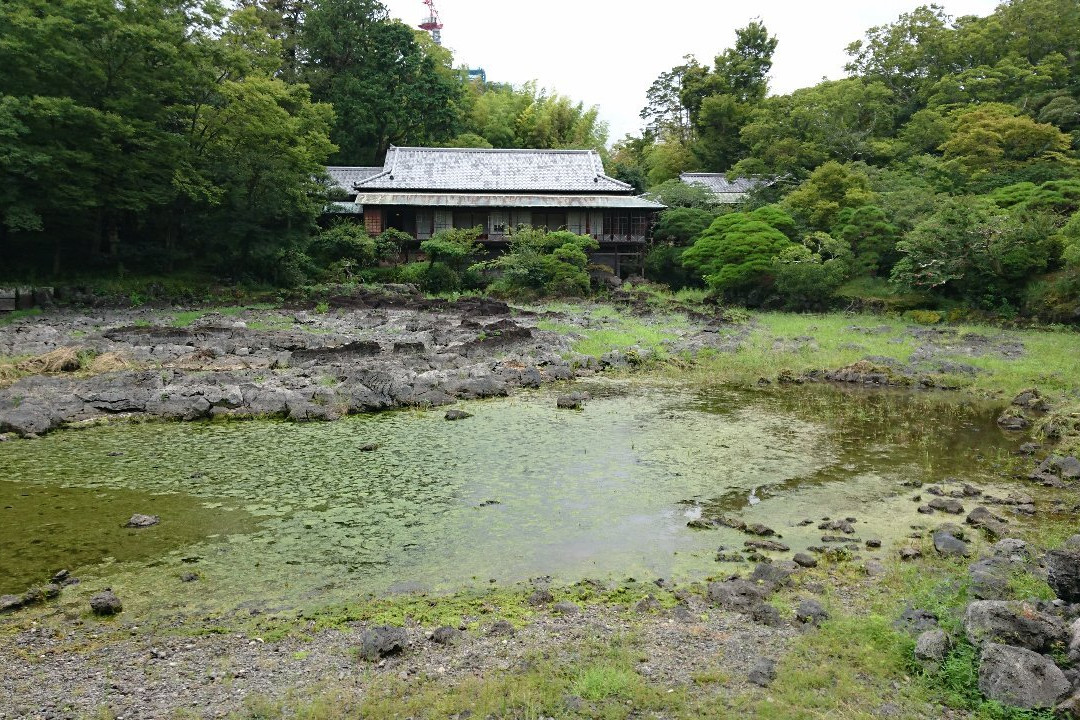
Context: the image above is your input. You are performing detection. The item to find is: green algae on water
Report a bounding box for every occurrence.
[0,380,1025,620]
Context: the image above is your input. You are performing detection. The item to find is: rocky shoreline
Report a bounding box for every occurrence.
[0,286,592,438]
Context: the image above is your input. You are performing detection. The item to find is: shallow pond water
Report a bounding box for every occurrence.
[0,380,1023,616]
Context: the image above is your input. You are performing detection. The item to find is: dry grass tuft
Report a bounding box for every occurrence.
[17,346,82,373]
[87,352,134,373]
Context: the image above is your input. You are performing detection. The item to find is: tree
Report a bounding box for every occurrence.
[782,161,876,231]
[653,207,717,244]
[639,57,699,144]
[832,205,901,276]
[939,103,1073,183]
[643,179,716,210]
[682,205,796,297]
[302,0,462,164]
[772,232,852,309]
[890,196,1059,305]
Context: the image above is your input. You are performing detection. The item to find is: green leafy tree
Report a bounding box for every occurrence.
[782,161,876,231]
[643,179,717,210]
[832,205,901,276]
[302,0,462,164]
[939,103,1073,183]
[891,196,1059,305]
[477,227,598,296]
[772,232,852,309]
[653,207,717,244]
[682,205,796,297]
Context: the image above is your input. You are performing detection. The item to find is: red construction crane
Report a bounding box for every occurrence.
[419,0,443,45]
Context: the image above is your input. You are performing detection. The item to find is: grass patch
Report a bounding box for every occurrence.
[234,635,670,720]
[0,308,42,325]
[536,307,682,362]
[171,304,276,328]
[673,310,1079,401]
[571,664,640,701]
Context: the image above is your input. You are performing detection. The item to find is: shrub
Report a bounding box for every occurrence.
[476,227,598,297]
[308,222,378,268]
[682,205,797,300]
[643,244,700,290]
[376,228,414,260]
[653,207,717,244]
[904,309,943,325]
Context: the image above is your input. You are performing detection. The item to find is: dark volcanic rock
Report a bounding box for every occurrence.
[997,412,1030,431]
[750,602,782,626]
[933,526,970,557]
[748,657,777,687]
[430,626,462,645]
[552,601,581,616]
[89,590,123,616]
[928,497,964,514]
[1046,540,1080,602]
[706,579,765,611]
[527,588,554,606]
[792,553,818,568]
[357,625,407,660]
[1011,388,1049,412]
[556,393,585,410]
[978,643,1069,710]
[1038,456,1080,481]
[963,600,1066,652]
[914,630,951,669]
[125,513,160,528]
[443,409,473,421]
[795,599,829,625]
[0,594,23,614]
[966,506,1008,539]
[894,608,939,635]
[744,539,790,552]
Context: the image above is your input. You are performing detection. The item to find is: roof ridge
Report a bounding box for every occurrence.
[392,146,597,154]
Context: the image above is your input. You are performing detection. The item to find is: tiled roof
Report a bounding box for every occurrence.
[354,147,633,193]
[679,173,774,196]
[353,192,664,209]
[326,166,382,193]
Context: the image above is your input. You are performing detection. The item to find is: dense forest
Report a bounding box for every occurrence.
[2,0,1079,320]
[618,0,1080,320]
[0,0,606,282]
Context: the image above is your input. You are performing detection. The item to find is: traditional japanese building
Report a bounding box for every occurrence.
[326,146,663,273]
[678,173,775,204]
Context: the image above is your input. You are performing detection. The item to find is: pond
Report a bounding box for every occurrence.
[0,380,1023,618]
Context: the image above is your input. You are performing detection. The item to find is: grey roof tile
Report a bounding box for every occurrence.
[326,166,383,193]
[354,147,632,193]
[679,173,774,196]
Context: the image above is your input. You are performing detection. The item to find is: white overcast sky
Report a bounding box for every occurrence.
[380,0,1001,143]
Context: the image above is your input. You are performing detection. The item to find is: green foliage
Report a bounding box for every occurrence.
[783,161,877,231]
[308,222,377,268]
[771,232,852,309]
[375,228,413,259]
[891,196,1061,306]
[479,227,598,297]
[458,80,607,151]
[940,104,1074,185]
[643,180,717,210]
[903,309,943,325]
[652,207,717,244]
[989,180,1080,217]
[0,0,335,281]
[682,205,796,298]
[833,204,901,275]
[643,244,699,290]
[302,0,461,164]
[420,228,482,272]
